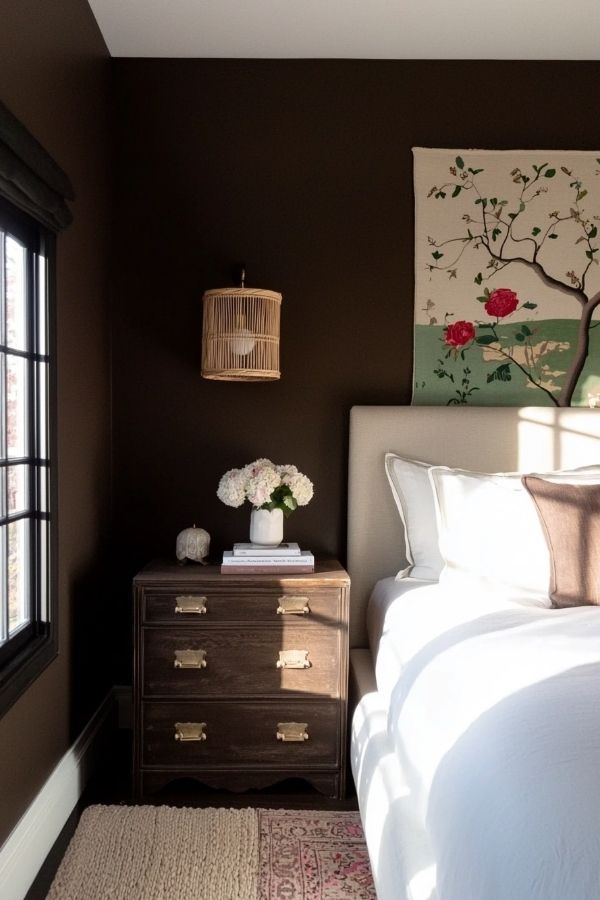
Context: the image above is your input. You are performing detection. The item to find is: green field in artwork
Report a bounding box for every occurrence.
[413,320,600,406]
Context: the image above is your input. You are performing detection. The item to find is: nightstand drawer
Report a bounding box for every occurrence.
[142,626,341,698]
[142,699,340,768]
[143,588,341,625]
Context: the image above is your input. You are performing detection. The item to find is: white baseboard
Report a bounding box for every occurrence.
[0,687,117,900]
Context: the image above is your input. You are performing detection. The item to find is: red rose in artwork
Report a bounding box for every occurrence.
[445,320,476,348]
[484,288,519,318]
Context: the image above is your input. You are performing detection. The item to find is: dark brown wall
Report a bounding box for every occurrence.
[0,1,111,843]
[112,59,600,678]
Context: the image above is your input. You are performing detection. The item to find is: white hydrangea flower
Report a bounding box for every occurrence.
[243,458,273,478]
[217,459,314,512]
[278,464,299,483]
[288,472,314,506]
[246,465,280,508]
[216,468,246,507]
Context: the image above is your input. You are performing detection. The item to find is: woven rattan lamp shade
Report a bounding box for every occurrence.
[201,286,282,381]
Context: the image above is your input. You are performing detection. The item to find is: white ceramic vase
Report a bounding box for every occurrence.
[250,508,283,546]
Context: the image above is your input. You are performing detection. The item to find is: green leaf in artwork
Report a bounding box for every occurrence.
[589,226,598,239]
[548,233,558,239]
[474,272,483,285]
[468,167,484,175]
[456,156,464,169]
[521,324,532,336]
[522,301,538,310]
[476,335,497,345]
[519,201,526,212]
[508,213,517,220]
[452,185,462,198]
[532,227,541,236]
[492,228,501,241]
[487,363,512,384]
[490,197,498,206]
[435,191,447,199]
[515,333,525,342]
[431,250,444,260]
[477,296,488,303]
[544,169,556,178]
[577,190,588,202]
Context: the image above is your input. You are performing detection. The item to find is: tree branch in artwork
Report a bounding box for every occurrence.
[426,156,600,405]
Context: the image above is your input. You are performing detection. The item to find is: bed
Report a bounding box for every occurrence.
[347,406,600,900]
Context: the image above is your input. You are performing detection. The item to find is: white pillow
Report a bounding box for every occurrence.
[429,465,600,605]
[385,453,444,581]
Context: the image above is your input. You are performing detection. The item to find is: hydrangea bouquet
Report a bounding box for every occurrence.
[217,458,314,516]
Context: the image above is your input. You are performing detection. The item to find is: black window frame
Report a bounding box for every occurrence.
[0,194,57,717]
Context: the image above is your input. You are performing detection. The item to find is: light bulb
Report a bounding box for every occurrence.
[230,328,256,357]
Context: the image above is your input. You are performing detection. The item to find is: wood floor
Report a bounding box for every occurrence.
[25,727,358,899]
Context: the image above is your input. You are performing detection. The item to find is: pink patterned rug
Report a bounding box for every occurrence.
[46,805,375,899]
[258,809,376,899]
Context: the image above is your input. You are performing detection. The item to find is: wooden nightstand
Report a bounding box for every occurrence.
[132,559,350,799]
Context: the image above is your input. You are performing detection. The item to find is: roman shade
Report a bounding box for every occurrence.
[0,100,74,231]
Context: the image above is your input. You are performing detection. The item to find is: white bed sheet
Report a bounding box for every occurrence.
[366,576,436,661]
[382,583,600,900]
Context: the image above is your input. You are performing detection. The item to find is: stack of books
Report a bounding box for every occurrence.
[221,542,315,574]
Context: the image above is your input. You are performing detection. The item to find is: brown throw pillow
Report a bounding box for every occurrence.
[522,476,600,608]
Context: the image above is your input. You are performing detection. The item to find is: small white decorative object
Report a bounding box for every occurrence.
[175,525,210,565]
[250,508,284,547]
[588,392,600,409]
[217,458,314,546]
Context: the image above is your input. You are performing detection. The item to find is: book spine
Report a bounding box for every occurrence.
[221,564,314,575]
[222,556,314,566]
[233,549,301,557]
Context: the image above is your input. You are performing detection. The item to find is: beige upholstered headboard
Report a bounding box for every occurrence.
[347,405,600,648]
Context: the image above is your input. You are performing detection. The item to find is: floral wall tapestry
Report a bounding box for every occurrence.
[412,147,600,406]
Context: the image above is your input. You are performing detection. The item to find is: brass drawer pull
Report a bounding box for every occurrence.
[174,595,207,615]
[276,722,309,742]
[174,649,207,669]
[277,595,310,615]
[276,649,311,669]
[174,722,207,742]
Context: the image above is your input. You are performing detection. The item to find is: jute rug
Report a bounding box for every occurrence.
[47,805,376,899]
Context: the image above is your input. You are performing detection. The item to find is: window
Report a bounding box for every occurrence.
[0,196,56,715]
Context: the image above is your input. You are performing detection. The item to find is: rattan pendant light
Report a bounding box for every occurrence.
[201,268,282,381]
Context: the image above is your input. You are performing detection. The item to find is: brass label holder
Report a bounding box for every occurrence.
[276,722,309,742]
[276,649,311,669]
[174,722,207,742]
[174,649,207,669]
[277,596,310,615]
[174,595,208,615]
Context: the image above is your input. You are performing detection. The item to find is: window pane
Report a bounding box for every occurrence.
[37,361,48,460]
[8,518,30,634]
[5,235,27,352]
[39,519,48,621]
[7,465,28,515]
[7,354,28,458]
[37,253,47,355]
[38,464,48,513]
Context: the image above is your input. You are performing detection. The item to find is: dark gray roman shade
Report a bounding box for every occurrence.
[0,100,74,231]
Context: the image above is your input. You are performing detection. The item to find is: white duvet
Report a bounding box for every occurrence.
[376,583,600,900]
